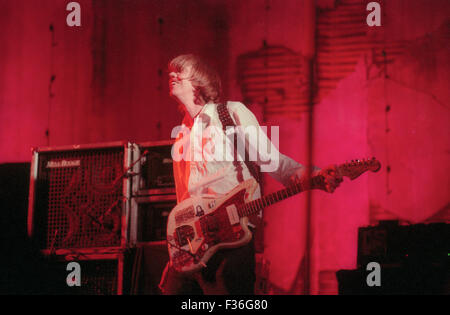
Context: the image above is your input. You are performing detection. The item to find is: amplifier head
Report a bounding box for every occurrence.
[137,141,175,193]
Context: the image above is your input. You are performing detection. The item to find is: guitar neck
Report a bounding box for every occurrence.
[236,158,381,218]
[236,175,323,218]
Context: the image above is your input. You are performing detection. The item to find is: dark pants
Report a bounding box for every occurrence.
[159,236,256,295]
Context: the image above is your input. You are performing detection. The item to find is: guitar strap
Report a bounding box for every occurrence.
[217,103,261,185]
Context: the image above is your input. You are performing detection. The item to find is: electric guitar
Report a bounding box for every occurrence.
[166,158,381,273]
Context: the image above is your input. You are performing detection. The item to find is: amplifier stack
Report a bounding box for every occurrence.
[27,140,174,294]
[129,141,175,294]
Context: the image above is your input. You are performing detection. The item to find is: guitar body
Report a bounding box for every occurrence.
[167,178,259,273]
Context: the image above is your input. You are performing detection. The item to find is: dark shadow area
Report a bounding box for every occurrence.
[0,163,72,294]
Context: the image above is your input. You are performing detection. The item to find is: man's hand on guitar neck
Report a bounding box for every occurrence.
[290,165,343,193]
[315,165,343,193]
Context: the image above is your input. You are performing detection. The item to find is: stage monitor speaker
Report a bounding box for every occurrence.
[27,141,135,251]
[337,263,450,295]
[357,221,449,267]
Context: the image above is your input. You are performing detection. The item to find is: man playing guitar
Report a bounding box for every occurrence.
[158,54,343,295]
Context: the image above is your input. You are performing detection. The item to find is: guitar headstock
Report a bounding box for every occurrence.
[337,157,381,180]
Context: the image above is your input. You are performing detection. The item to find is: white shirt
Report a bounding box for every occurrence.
[172,101,305,203]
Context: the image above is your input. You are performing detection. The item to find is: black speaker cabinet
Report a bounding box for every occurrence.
[357,221,449,267]
[45,249,133,295]
[132,194,176,243]
[27,141,135,251]
[128,140,176,245]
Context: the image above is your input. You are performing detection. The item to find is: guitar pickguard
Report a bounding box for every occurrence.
[198,189,246,245]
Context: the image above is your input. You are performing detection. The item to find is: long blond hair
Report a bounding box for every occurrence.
[169,54,222,105]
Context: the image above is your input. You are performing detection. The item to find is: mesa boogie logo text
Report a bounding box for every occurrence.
[46,159,81,168]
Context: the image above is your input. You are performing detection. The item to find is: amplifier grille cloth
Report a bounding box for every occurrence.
[38,149,124,249]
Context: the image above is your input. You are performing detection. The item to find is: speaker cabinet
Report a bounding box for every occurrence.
[46,249,133,295]
[27,141,135,251]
